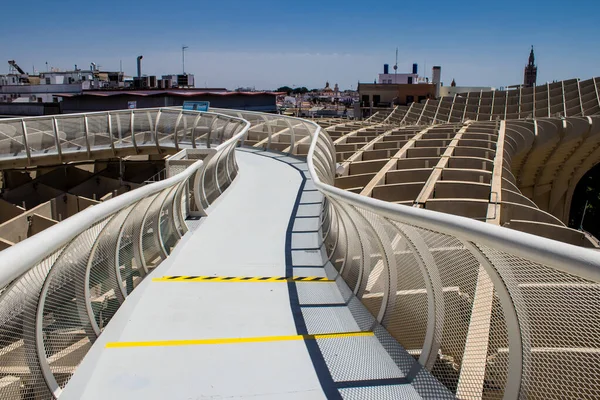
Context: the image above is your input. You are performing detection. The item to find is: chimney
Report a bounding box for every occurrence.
[384,64,389,74]
[137,55,143,78]
[432,66,442,98]
[412,63,418,74]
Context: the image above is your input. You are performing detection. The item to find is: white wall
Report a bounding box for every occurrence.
[439,86,496,97]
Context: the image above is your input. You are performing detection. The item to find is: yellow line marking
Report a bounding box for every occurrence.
[152,276,334,283]
[106,331,373,349]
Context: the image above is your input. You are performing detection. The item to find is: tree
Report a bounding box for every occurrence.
[276,86,293,95]
[292,87,309,95]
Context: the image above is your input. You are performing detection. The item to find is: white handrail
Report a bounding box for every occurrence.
[304,121,600,282]
[0,109,250,288]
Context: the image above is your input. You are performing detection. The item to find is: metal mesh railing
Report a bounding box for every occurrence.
[0,108,249,399]
[220,109,600,399]
[0,108,245,168]
[295,114,600,399]
[3,105,600,398]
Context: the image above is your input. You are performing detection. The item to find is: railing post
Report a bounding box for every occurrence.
[206,115,220,149]
[136,193,162,272]
[21,119,32,165]
[191,114,202,148]
[154,109,163,153]
[461,241,525,400]
[283,118,296,154]
[173,112,183,151]
[130,110,139,154]
[192,165,209,216]
[149,190,170,259]
[107,112,116,157]
[52,117,63,162]
[264,115,273,150]
[393,224,445,370]
[156,186,180,256]
[83,115,91,158]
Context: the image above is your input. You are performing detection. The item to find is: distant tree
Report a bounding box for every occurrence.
[292,87,309,95]
[276,86,293,95]
[310,88,319,93]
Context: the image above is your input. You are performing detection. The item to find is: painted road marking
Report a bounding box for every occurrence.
[106,331,374,349]
[152,276,334,283]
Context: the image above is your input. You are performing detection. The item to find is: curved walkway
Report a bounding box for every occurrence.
[61,149,450,400]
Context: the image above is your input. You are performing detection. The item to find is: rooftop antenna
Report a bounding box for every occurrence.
[182,45,189,74]
[393,47,398,83]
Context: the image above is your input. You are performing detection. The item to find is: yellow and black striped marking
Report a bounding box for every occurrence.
[106,331,373,348]
[152,276,334,283]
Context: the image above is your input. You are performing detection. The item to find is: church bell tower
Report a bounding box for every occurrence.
[524,46,538,88]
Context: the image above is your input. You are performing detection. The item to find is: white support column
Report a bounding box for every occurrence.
[455,121,510,398]
[486,120,505,224]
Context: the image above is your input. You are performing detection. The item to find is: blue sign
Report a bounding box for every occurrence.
[183,101,210,111]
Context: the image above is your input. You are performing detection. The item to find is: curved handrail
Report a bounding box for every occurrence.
[219,109,600,399]
[302,123,600,281]
[0,108,249,399]
[300,114,600,399]
[0,109,249,289]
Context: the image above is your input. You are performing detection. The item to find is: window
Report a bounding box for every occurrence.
[45,78,51,84]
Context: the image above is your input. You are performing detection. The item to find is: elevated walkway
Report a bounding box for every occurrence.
[61,149,451,400]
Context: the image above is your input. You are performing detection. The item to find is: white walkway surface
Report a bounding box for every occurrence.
[63,151,326,399]
[62,149,448,400]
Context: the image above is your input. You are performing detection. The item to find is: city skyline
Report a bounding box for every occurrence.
[1,0,598,90]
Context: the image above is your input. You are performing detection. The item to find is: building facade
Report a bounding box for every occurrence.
[358,83,436,107]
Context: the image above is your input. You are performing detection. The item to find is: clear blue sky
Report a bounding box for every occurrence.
[1,0,599,90]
